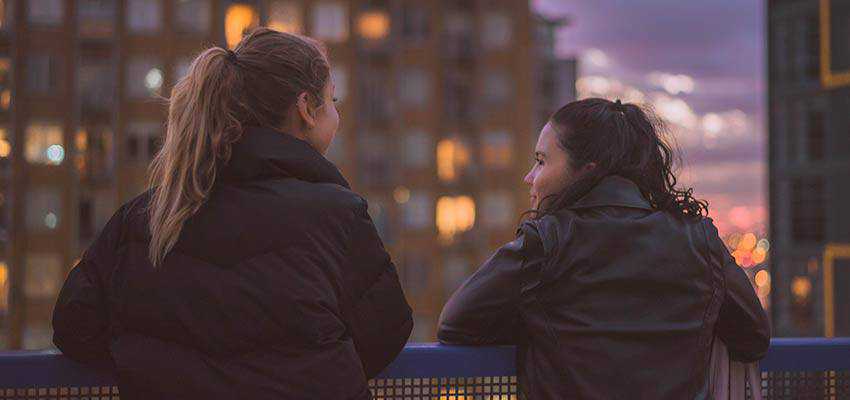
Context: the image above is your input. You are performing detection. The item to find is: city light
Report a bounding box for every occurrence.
[792,276,812,303]
[357,10,390,40]
[583,48,610,68]
[44,212,58,230]
[393,186,411,204]
[268,1,302,34]
[225,3,259,49]
[436,196,476,242]
[437,139,471,182]
[144,68,163,94]
[0,137,9,158]
[45,144,65,165]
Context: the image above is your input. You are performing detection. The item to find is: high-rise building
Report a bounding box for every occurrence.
[768,0,850,337]
[0,0,576,349]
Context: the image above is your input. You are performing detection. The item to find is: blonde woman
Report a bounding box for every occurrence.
[53,29,412,400]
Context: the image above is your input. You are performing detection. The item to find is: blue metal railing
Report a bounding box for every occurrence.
[1,338,850,395]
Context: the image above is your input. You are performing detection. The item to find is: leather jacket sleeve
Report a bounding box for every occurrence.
[705,219,771,362]
[437,222,547,345]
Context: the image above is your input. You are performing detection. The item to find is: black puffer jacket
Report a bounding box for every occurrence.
[438,175,770,400]
[53,127,413,400]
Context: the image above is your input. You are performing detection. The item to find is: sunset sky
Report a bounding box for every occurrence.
[534,0,767,236]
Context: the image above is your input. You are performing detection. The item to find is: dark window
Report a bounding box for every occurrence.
[78,197,94,239]
[807,109,824,161]
[400,4,429,42]
[127,136,139,160]
[805,15,820,80]
[147,135,160,159]
[791,178,825,243]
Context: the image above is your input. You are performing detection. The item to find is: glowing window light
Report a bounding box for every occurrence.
[357,10,390,40]
[0,262,7,312]
[0,89,10,110]
[25,123,64,165]
[0,138,10,158]
[225,3,259,49]
[436,138,470,182]
[268,1,302,33]
[436,195,476,242]
[791,276,812,303]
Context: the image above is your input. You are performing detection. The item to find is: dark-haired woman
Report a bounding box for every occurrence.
[52,29,412,400]
[438,98,769,399]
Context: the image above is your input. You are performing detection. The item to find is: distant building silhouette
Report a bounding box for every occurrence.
[768,0,850,337]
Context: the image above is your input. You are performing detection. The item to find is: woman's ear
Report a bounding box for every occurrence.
[296,92,317,129]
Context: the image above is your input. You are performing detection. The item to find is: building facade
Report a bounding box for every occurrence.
[768,0,850,337]
[0,0,576,349]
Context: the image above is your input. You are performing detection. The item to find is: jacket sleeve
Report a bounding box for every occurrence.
[437,221,547,345]
[705,219,771,362]
[343,202,413,379]
[52,206,126,367]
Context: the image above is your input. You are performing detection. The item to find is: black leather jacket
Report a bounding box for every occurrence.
[438,175,769,400]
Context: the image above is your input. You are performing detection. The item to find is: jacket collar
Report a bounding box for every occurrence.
[220,126,349,188]
[569,175,652,211]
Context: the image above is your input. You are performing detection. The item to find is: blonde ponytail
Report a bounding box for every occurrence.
[146,28,331,266]
[147,47,240,266]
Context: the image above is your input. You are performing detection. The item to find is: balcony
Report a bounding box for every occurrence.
[1,338,848,398]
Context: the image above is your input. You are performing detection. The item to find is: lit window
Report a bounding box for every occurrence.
[268,1,302,34]
[312,2,348,42]
[75,126,114,179]
[398,68,430,107]
[436,195,476,242]
[357,9,389,40]
[481,130,513,169]
[126,57,163,99]
[481,191,514,228]
[443,256,469,295]
[25,123,64,165]
[126,122,161,162]
[175,0,211,34]
[0,126,11,171]
[0,57,10,113]
[436,138,471,182]
[78,0,115,37]
[403,129,432,168]
[78,57,114,115]
[25,187,62,232]
[403,191,432,230]
[24,253,62,299]
[481,11,512,50]
[482,68,512,106]
[225,3,259,49]
[27,53,60,96]
[27,0,63,26]
[331,65,347,102]
[0,261,8,313]
[126,0,162,33]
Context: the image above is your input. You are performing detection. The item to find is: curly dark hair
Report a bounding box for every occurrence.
[532,98,708,220]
